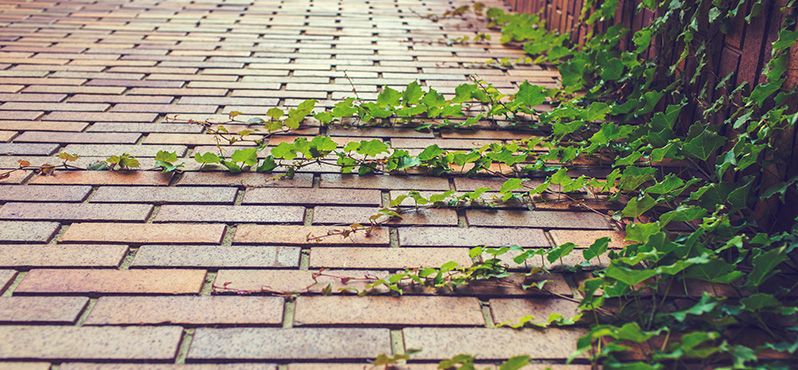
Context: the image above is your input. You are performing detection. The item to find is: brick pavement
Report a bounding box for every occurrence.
[0,0,612,367]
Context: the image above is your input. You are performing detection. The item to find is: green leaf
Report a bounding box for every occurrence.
[746,247,787,286]
[683,129,725,161]
[621,194,657,218]
[230,148,258,166]
[266,107,284,120]
[256,155,278,173]
[194,152,221,165]
[547,242,575,263]
[356,139,389,157]
[377,86,401,107]
[498,355,531,370]
[403,81,424,105]
[583,237,610,261]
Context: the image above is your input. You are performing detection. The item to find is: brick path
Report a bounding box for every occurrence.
[0,0,610,368]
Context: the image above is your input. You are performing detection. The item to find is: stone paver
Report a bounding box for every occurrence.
[0,221,59,243]
[153,205,305,223]
[243,188,382,206]
[235,225,389,246]
[0,326,183,360]
[85,296,283,325]
[90,186,238,204]
[294,296,484,326]
[0,297,89,323]
[0,245,128,268]
[309,247,471,269]
[15,269,206,295]
[403,327,586,360]
[62,223,226,244]
[398,227,550,247]
[188,328,391,360]
[0,185,91,202]
[60,365,276,370]
[132,246,300,268]
[0,203,153,222]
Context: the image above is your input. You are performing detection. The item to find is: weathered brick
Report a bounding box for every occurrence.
[0,362,51,370]
[30,171,171,186]
[188,328,391,360]
[0,326,183,360]
[0,221,59,243]
[0,297,89,323]
[0,143,59,155]
[1,102,109,111]
[466,210,611,230]
[15,269,206,294]
[294,296,484,326]
[132,245,300,268]
[152,205,305,223]
[0,185,91,202]
[44,112,158,122]
[213,269,390,295]
[61,223,225,244]
[242,187,382,206]
[178,172,313,188]
[23,86,127,94]
[490,298,581,327]
[0,270,16,292]
[63,144,186,157]
[0,203,153,222]
[313,207,458,226]
[91,186,237,204]
[403,327,586,360]
[549,229,627,248]
[235,225,389,246]
[84,296,283,325]
[0,131,16,142]
[399,227,549,247]
[455,177,543,191]
[60,365,276,370]
[320,174,450,190]
[0,120,88,132]
[0,244,128,268]
[309,247,471,269]
[14,132,141,144]
[0,170,31,184]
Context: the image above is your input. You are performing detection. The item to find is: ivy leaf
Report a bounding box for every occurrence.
[377,86,401,107]
[683,129,725,161]
[417,145,443,161]
[605,264,657,286]
[746,247,787,287]
[621,194,657,218]
[670,293,718,322]
[547,242,575,263]
[256,155,278,173]
[194,152,221,165]
[403,81,423,105]
[583,237,610,261]
[230,148,258,166]
[332,98,357,117]
[498,355,531,370]
[266,107,284,120]
[356,139,389,157]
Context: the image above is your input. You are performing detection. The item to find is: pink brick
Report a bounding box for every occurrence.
[16,269,206,294]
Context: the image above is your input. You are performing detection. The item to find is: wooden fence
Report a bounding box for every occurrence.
[505,0,798,228]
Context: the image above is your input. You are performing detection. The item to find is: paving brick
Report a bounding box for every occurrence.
[0,244,128,268]
[213,269,391,295]
[235,225,389,246]
[294,296,484,326]
[132,245,300,268]
[30,171,171,186]
[14,132,141,144]
[15,269,206,295]
[0,131,16,142]
[398,227,549,247]
[153,205,305,223]
[0,143,59,155]
[63,144,186,157]
[61,223,225,244]
[242,187,382,206]
[91,186,237,204]
[310,247,471,269]
[549,229,627,248]
[0,203,153,222]
[0,362,51,370]
[0,326,183,360]
[313,207,458,226]
[490,298,581,326]
[403,327,586,360]
[178,172,313,188]
[0,297,89,323]
[44,112,158,122]
[128,88,227,96]
[1,102,109,111]
[86,122,202,133]
[320,174,450,190]
[0,221,59,243]
[0,120,89,132]
[0,170,31,184]
[454,177,543,191]
[466,210,611,230]
[84,296,283,325]
[60,365,276,370]
[188,328,391,360]
[0,185,91,202]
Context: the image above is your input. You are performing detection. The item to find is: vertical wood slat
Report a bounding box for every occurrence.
[505,0,797,227]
